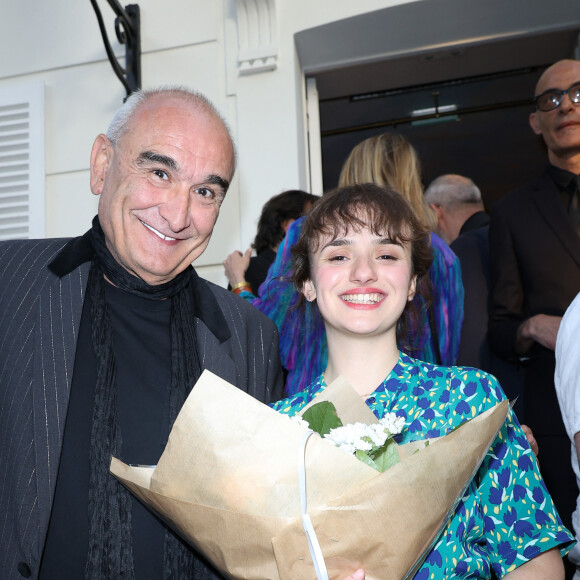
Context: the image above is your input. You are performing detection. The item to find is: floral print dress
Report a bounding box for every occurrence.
[271,352,574,578]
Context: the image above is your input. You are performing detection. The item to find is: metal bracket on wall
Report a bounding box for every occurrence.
[90,0,141,99]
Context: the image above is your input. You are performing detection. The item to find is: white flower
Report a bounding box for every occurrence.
[322,413,403,459]
[301,401,404,472]
[325,423,372,454]
[379,412,405,435]
[367,424,389,447]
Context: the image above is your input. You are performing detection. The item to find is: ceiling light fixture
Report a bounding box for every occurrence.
[411,92,459,126]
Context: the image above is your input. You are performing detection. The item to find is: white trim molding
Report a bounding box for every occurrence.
[305,78,323,196]
[234,0,277,75]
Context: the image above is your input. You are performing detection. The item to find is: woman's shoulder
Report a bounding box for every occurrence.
[400,352,492,377]
[270,374,325,415]
[399,353,505,404]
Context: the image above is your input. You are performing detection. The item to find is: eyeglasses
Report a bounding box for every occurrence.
[534,82,580,112]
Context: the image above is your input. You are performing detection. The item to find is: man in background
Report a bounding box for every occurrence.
[488,60,580,571]
[425,174,524,418]
[425,173,488,247]
[425,174,488,365]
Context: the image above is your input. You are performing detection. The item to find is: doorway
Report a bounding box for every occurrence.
[296,0,580,207]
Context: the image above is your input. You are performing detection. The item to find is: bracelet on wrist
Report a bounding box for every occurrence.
[231,281,250,291]
[232,284,252,295]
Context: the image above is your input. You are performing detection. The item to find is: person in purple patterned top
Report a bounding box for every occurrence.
[272,182,573,578]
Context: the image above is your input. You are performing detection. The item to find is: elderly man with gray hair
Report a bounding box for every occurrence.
[425,174,490,364]
[425,174,525,421]
[0,86,367,580]
[424,173,487,245]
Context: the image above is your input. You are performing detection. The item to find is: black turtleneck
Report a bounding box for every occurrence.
[40,283,172,579]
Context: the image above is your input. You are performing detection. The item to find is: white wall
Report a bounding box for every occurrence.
[0,0,404,285]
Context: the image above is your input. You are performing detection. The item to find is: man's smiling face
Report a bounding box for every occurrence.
[90,93,234,285]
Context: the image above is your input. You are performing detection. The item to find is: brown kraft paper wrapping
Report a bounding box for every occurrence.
[110,369,509,580]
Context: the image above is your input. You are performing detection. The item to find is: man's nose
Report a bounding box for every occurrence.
[160,185,191,232]
[559,91,576,112]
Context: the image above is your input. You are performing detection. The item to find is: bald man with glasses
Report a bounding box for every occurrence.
[489,59,580,579]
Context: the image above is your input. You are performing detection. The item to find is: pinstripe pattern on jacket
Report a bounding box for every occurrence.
[0,238,284,580]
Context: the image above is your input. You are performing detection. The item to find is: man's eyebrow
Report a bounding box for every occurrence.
[137,151,179,171]
[205,174,230,193]
[136,151,230,192]
[537,81,580,95]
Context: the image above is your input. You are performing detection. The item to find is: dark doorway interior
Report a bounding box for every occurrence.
[296,0,580,209]
[319,66,549,210]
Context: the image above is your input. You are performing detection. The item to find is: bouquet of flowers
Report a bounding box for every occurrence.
[110,370,508,580]
[299,401,406,472]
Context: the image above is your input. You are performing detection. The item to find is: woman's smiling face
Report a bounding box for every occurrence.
[302,224,417,340]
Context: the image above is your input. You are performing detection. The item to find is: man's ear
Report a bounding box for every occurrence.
[90,134,113,196]
[428,204,447,239]
[407,275,417,302]
[529,112,543,136]
[429,203,443,222]
[302,279,316,302]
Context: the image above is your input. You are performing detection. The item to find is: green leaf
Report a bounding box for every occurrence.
[371,439,401,472]
[355,450,379,470]
[302,401,343,436]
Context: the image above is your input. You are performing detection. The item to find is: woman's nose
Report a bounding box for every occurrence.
[350,256,377,284]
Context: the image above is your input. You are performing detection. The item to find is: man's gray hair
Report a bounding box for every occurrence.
[424,174,482,208]
[105,86,237,168]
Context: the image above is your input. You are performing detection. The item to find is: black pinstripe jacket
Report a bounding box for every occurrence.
[0,237,284,580]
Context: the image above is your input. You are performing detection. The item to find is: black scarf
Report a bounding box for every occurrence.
[50,216,202,579]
